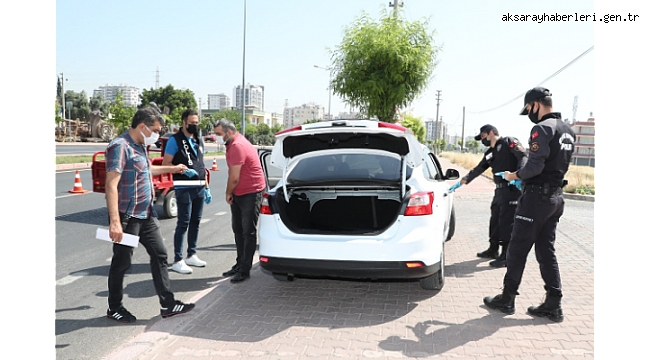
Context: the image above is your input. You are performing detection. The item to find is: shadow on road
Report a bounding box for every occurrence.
[378,315,542,357]
[56,207,108,226]
[56,275,225,336]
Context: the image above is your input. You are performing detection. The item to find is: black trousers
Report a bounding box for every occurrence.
[488,186,521,247]
[108,213,175,310]
[504,191,565,296]
[230,190,264,275]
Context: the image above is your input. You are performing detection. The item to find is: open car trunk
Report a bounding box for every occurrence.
[272,186,406,235]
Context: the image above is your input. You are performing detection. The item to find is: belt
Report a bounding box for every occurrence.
[495,183,516,189]
[523,184,562,195]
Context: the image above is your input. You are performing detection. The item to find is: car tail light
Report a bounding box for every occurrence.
[259,256,269,263]
[404,192,433,216]
[260,193,273,214]
[378,122,407,132]
[275,125,302,136]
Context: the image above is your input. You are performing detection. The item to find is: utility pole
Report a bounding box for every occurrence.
[389,1,403,18]
[155,67,160,89]
[241,0,247,138]
[461,106,466,151]
[434,90,442,155]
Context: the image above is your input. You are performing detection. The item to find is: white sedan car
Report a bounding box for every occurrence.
[257,120,459,290]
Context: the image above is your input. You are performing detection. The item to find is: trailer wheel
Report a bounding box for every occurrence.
[164,190,177,218]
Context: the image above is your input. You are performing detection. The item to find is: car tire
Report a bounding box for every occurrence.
[272,272,294,282]
[163,190,177,218]
[446,206,456,242]
[419,243,445,291]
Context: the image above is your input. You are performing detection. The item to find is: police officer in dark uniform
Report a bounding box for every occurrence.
[483,87,575,323]
[450,124,527,268]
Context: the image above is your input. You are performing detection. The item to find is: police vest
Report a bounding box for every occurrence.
[171,131,206,187]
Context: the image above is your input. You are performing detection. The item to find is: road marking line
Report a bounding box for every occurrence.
[56,271,90,286]
[215,211,227,216]
[200,219,211,224]
[56,192,96,200]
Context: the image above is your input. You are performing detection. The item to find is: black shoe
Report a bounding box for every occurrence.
[489,251,507,268]
[222,266,239,277]
[230,272,250,283]
[483,288,517,315]
[477,247,499,259]
[527,293,564,323]
[107,306,136,323]
[161,300,195,318]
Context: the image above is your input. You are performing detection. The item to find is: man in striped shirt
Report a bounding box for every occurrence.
[104,106,195,323]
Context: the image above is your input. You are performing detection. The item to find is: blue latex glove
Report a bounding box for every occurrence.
[182,169,199,178]
[204,188,212,204]
[509,179,522,191]
[448,181,462,192]
[494,172,505,180]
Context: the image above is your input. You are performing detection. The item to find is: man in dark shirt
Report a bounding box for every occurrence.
[483,87,575,323]
[450,124,527,268]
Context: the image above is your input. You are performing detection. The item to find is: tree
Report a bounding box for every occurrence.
[401,114,426,143]
[434,138,447,153]
[210,109,242,131]
[55,101,62,125]
[330,7,439,122]
[140,84,197,115]
[466,139,481,153]
[271,123,283,134]
[89,93,111,116]
[108,93,136,136]
[63,90,92,121]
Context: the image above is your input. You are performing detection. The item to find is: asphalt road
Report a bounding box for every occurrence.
[55,158,235,360]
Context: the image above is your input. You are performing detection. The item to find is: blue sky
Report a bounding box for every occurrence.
[55,0,600,144]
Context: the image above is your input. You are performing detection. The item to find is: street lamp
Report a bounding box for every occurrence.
[314,65,331,120]
[241,0,247,137]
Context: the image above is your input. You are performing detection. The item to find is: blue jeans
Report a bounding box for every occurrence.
[230,190,264,275]
[173,187,205,263]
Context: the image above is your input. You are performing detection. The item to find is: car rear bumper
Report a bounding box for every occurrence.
[259,256,440,279]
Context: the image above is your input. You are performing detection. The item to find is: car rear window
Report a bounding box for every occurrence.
[287,153,411,183]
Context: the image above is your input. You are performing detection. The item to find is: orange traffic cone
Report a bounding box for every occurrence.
[211,158,219,171]
[68,170,89,194]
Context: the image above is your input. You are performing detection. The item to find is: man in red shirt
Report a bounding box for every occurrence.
[213,118,266,283]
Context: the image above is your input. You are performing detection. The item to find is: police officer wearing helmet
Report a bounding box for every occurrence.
[483,87,575,323]
[450,124,527,268]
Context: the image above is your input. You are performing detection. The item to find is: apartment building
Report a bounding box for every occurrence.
[207,93,230,110]
[93,84,140,107]
[424,118,448,143]
[570,114,595,167]
[283,102,325,127]
[233,83,264,111]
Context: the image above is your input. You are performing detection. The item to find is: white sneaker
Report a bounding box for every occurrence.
[171,260,193,274]
[185,255,207,267]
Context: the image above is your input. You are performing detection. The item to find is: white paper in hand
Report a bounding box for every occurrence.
[96,228,139,248]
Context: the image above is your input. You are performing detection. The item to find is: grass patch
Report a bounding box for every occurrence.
[55,151,225,165]
[440,151,594,195]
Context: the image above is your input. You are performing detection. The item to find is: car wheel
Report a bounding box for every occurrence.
[164,190,177,218]
[419,243,445,291]
[272,272,294,282]
[446,206,456,241]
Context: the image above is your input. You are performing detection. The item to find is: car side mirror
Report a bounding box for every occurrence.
[444,168,460,180]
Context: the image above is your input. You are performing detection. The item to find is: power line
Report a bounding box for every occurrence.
[468,45,594,114]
